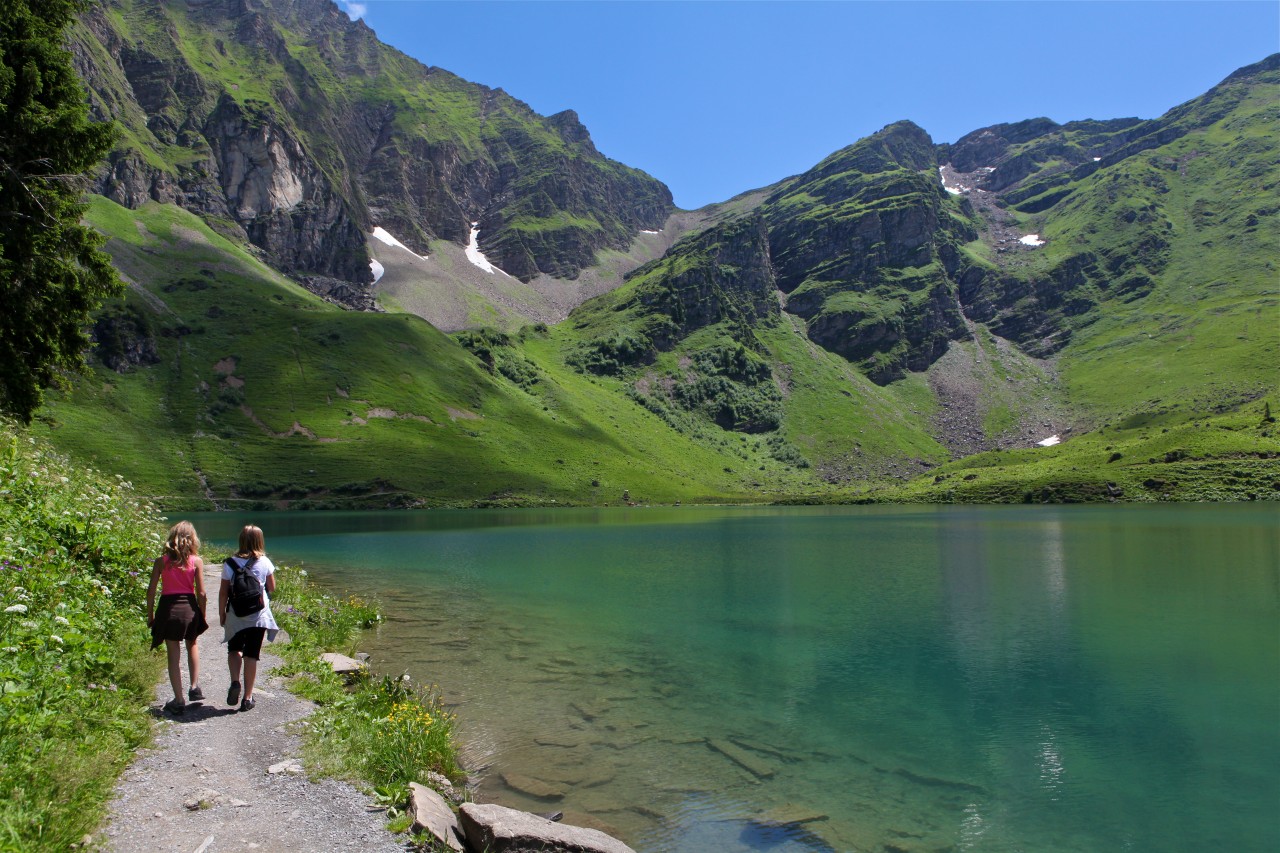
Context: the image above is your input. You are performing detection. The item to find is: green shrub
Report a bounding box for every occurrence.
[302,673,459,791]
[566,331,653,375]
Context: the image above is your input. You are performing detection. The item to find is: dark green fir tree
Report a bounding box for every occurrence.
[0,0,120,422]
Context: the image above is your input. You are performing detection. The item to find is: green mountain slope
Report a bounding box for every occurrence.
[533,56,1278,500]
[71,0,671,308]
[945,55,1279,421]
[39,198,779,509]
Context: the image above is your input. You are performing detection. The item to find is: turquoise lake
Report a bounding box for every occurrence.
[189,505,1280,852]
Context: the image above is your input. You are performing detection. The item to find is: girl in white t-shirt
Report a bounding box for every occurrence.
[218,524,279,712]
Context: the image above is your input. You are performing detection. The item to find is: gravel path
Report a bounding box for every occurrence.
[101,565,404,853]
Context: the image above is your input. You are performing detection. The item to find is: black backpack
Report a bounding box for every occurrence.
[226,555,265,617]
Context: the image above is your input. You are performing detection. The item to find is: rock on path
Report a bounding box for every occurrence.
[101,564,402,853]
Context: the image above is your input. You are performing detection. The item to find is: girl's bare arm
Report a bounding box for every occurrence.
[218,578,231,626]
[145,558,163,625]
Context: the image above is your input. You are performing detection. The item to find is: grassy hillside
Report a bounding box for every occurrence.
[950,56,1279,429]
[1052,77,1279,422]
[881,396,1280,504]
[40,196,970,508]
[37,199,803,508]
[0,422,161,851]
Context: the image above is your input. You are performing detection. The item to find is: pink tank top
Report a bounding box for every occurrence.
[160,554,198,595]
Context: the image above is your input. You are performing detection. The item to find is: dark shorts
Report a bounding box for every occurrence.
[228,627,267,660]
[150,594,208,650]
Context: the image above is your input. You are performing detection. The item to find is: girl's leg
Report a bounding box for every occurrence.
[227,633,244,705]
[165,640,183,702]
[187,638,201,690]
[242,657,258,700]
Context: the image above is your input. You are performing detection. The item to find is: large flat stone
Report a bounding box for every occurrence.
[458,803,635,853]
[408,782,464,851]
[318,652,364,674]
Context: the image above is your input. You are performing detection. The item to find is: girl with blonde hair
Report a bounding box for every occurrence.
[146,520,209,715]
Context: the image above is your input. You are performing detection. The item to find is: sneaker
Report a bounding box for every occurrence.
[239,697,255,712]
[162,698,186,716]
[227,681,241,706]
[188,685,204,702]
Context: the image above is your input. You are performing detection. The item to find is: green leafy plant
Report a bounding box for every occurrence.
[0,420,163,851]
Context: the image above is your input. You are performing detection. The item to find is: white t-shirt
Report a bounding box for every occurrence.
[221,554,280,642]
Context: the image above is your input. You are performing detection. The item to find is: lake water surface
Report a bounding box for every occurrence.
[190,505,1279,852]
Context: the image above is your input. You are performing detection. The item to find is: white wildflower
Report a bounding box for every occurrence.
[4,604,27,614]
[54,616,70,626]
[2,647,17,653]
[49,635,63,644]
[21,620,38,629]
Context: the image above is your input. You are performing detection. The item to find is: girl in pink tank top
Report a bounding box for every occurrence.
[146,521,208,715]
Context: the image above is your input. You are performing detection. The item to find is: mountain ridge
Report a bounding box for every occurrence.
[37,1,1280,506]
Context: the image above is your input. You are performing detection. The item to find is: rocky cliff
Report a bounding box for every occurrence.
[561,54,1277,442]
[72,0,671,307]
[760,121,977,383]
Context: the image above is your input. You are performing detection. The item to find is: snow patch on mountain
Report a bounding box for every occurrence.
[466,223,511,276]
[372,227,427,260]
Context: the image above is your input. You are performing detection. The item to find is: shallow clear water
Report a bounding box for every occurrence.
[190,505,1280,852]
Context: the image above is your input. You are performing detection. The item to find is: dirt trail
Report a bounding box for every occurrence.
[101,564,402,853]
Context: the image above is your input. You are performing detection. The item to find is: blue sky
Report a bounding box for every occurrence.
[337,1,1279,209]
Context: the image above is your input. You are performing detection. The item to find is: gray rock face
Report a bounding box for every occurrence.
[761,121,973,383]
[71,0,672,303]
[408,783,464,852]
[205,95,370,286]
[458,803,636,853]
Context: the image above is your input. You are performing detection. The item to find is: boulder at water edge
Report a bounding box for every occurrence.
[458,802,636,853]
[408,783,464,851]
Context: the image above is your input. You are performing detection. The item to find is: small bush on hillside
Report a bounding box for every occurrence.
[456,329,541,390]
[566,331,653,376]
[767,434,811,469]
[632,344,783,434]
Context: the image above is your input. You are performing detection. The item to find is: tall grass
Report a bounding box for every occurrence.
[0,421,162,851]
